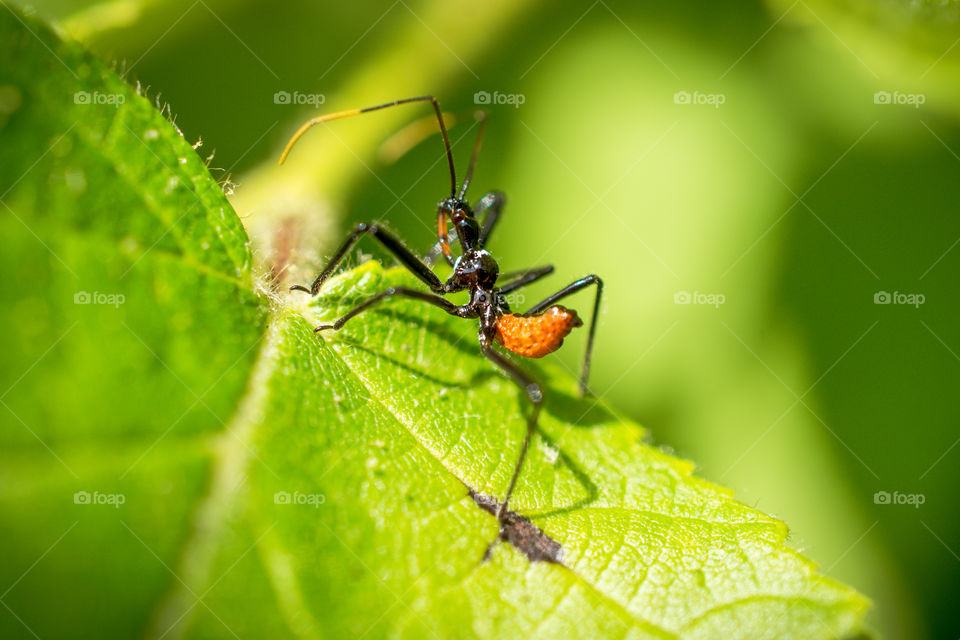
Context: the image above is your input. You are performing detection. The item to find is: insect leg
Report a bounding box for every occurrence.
[480,340,543,523]
[498,265,555,295]
[291,223,443,296]
[476,191,506,248]
[424,228,458,267]
[525,275,603,397]
[315,287,470,332]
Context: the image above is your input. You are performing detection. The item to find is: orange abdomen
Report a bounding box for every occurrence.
[494,306,583,358]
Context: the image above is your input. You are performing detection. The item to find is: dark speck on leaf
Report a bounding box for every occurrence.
[469,489,563,564]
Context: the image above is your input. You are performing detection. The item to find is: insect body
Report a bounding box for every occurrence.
[495,306,582,358]
[281,96,603,524]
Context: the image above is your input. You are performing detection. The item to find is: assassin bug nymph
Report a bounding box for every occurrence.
[280,96,602,525]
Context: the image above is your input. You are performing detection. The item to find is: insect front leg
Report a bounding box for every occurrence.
[291,223,444,296]
[315,287,471,332]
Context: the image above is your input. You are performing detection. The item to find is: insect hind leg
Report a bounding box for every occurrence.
[479,340,543,524]
[525,275,603,397]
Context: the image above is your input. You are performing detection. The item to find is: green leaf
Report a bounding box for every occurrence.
[0,8,869,640]
[0,6,266,638]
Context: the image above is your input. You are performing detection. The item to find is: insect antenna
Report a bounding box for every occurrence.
[279,95,458,198]
[458,110,488,201]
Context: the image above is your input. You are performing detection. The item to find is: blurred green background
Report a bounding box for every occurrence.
[10,0,960,637]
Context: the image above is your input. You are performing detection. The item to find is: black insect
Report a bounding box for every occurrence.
[280,96,602,525]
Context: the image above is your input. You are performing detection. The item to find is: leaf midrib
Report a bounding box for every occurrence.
[143,303,670,639]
